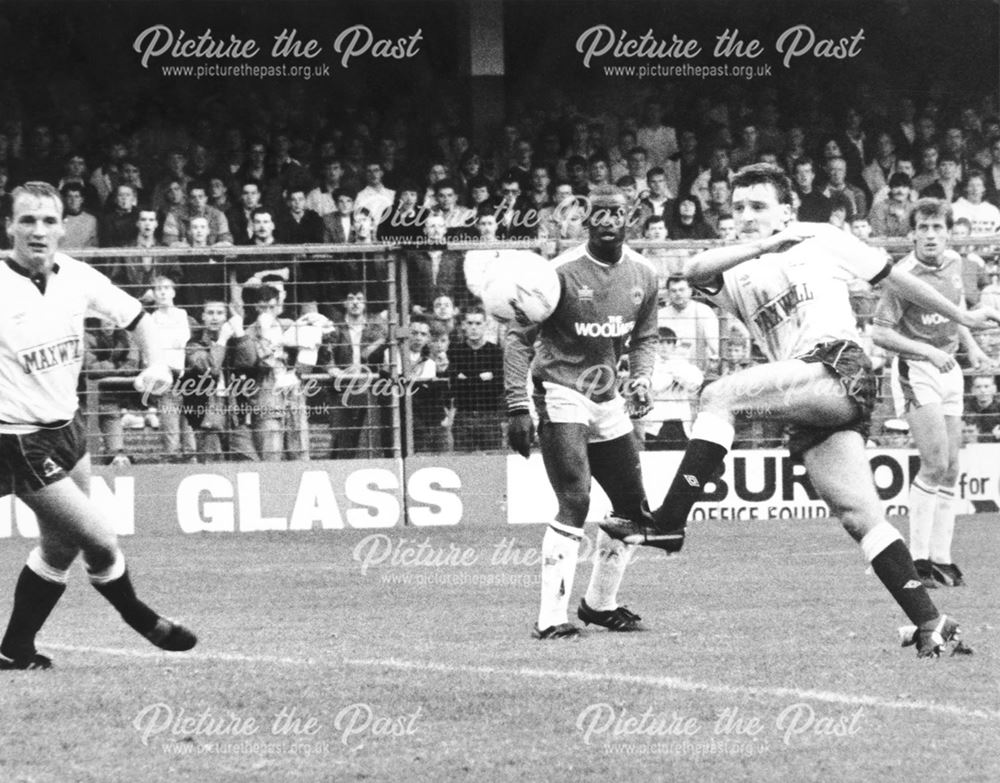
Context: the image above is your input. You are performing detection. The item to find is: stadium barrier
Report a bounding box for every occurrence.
[0,445,996,537]
[1,236,997,537]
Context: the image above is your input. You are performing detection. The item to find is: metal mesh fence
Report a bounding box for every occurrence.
[73,235,1000,464]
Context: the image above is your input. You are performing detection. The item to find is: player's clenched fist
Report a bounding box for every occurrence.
[507,412,535,459]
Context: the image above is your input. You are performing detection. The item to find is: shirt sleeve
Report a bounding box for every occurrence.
[503,323,538,413]
[872,278,905,328]
[627,268,661,383]
[78,258,143,328]
[815,224,891,284]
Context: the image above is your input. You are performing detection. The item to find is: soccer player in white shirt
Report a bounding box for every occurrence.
[604,164,1000,657]
[0,182,196,669]
[873,199,991,589]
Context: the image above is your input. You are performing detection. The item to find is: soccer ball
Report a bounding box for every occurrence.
[481,251,561,325]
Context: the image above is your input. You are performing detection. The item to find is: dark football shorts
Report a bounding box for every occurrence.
[0,412,87,497]
[785,340,877,462]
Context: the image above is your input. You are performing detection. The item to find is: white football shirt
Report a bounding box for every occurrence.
[702,225,890,362]
[0,253,142,431]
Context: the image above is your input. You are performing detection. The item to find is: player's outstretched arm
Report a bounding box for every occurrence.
[684,223,814,286]
[884,267,1000,331]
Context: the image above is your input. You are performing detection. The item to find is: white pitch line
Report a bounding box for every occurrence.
[46,643,999,721]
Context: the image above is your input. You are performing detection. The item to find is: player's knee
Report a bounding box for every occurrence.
[699,379,733,412]
[79,533,119,572]
[918,451,950,485]
[834,503,877,541]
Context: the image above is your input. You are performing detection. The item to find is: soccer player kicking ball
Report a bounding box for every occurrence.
[0,183,196,670]
[603,165,1000,657]
[873,199,992,589]
[505,185,660,639]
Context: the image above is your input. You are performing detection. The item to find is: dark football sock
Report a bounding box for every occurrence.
[588,434,648,521]
[652,438,729,529]
[92,568,160,635]
[1,566,66,660]
[870,540,939,626]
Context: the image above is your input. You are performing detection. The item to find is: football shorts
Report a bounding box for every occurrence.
[890,356,964,417]
[786,340,877,461]
[533,380,634,443]
[0,412,87,496]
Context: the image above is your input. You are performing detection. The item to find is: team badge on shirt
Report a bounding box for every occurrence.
[578,285,594,302]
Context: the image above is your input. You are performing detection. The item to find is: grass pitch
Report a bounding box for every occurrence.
[2,514,998,783]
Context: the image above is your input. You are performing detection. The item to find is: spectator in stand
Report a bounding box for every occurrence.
[275,187,324,244]
[306,159,345,217]
[157,178,187,242]
[208,177,232,215]
[984,137,1000,206]
[839,107,867,182]
[239,139,282,212]
[912,144,941,194]
[59,183,98,250]
[565,155,591,197]
[180,300,229,463]
[19,122,61,184]
[637,97,678,168]
[658,274,720,376]
[920,154,962,202]
[456,149,485,202]
[729,122,761,170]
[172,215,229,306]
[108,208,180,304]
[951,170,1000,235]
[224,281,310,461]
[57,152,101,214]
[965,375,1000,442]
[690,146,734,211]
[862,131,899,201]
[828,192,853,230]
[99,184,139,248]
[494,174,538,240]
[870,173,915,237]
[783,125,810,177]
[151,149,191,213]
[89,138,130,207]
[83,316,139,466]
[355,161,395,227]
[162,180,232,246]
[868,156,916,209]
[229,181,262,246]
[643,326,704,450]
[378,181,425,244]
[421,160,450,209]
[793,158,833,223]
[448,305,504,451]
[148,276,195,462]
[669,195,717,241]
[669,129,701,201]
[526,165,553,212]
[587,155,612,191]
[506,139,534,191]
[822,156,868,221]
[321,288,388,458]
[702,177,732,235]
[635,166,674,227]
[430,293,461,340]
[951,218,988,308]
[434,179,475,239]
[321,188,360,244]
[942,125,970,176]
[624,146,649,195]
[401,315,452,454]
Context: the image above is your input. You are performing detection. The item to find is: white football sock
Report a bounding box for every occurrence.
[584,529,636,611]
[537,522,583,630]
[929,485,957,564]
[908,478,937,560]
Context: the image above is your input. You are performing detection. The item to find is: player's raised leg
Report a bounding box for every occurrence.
[604,358,857,547]
[803,430,967,657]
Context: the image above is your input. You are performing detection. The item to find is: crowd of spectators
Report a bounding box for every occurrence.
[2,86,991,461]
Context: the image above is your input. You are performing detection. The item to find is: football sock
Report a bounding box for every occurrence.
[861,521,938,625]
[584,529,636,612]
[652,411,734,529]
[930,485,957,564]
[0,548,68,660]
[587,434,647,523]
[538,522,583,630]
[88,551,160,635]
[907,477,937,561]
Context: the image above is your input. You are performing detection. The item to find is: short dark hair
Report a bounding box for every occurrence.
[888,172,912,189]
[332,187,355,202]
[731,163,794,206]
[909,197,953,229]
